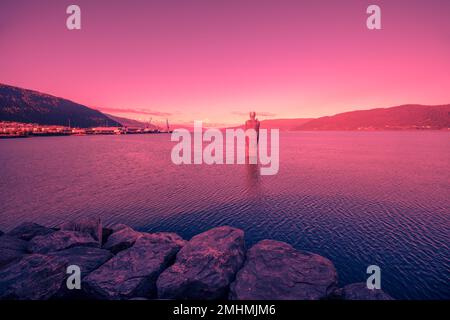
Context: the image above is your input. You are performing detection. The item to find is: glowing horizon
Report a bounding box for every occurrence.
[1,0,449,126]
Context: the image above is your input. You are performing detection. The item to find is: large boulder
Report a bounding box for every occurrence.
[61,217,102,242]
[49,247,113,298]
[101,228,114,245]
[84,233,185,300]
[7,222,54,241]
[101,224,128,245]
[50,247,113,278]
[337,283,393,300]
[109,224,129,233]
[157,226,246,300]
[28,230,99,254]
[0,254,66,300]
[229,240,338,300]
[103,225,143,254]
[0,235,29,268]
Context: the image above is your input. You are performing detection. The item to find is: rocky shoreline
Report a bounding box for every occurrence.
[0,219,392,300]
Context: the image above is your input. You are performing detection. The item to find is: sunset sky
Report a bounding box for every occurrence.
[1,0,449,126]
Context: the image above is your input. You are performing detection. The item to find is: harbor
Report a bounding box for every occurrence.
[0,121,173,138]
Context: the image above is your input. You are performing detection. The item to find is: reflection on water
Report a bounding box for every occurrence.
[245,142,260,191]
[0,132,449,300]
[245,163,260,195]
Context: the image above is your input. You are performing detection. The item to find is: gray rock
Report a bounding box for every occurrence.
[229,240,338,300]
[103,225,143,254]
[28,230,99,254]
[0,235,28,268]
[337,283,393,300]
[61,217,102,242]
[157,226,246,300]
[101,224,128,245]
[50,246,113,278]
[109,223,129,233]
[101,228,113,245]
[50,247,113,298]
[84,233,185,300]
[0,254,66,300]
[7,222,54,241]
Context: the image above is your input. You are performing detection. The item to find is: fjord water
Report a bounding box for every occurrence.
[1,132,449,299]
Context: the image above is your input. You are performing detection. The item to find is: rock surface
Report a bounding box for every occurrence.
[157,226,246,300]
[229,240,338,300]
[0,235,29,268]
[0,221,395,300]
[84,233,185,299]
[50,247,113,278]
[101,227,114,245]
[7,222,54,241]
[109,223,129,233]
[28,230,99,254]
[61,217,102,242]
[50,247,113,298]
[0,254,66,300]
[101,224,128,245]
[103,225,143,254]
[337,283,393,300]
[0,230,4,236]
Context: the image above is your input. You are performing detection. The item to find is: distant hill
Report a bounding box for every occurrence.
[105,113,145,128]
[258,118,313,130]
[0,83,121,128]
[229,105,449,131]
[1,83,448,131]
[296,105,450,131]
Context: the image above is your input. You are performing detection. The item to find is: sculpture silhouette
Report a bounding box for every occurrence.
[245,111,260,142]
[244,112,260,163]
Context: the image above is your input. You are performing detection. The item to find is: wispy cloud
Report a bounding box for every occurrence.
[97,107,172,117]
[231,111,277,117]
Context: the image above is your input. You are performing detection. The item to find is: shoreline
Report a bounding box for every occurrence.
[1,129,449,139]
[0,131,173,139]
[0,219,393,300]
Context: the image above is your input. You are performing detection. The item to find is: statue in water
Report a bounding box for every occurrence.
[244,111,260,162]
[245,111,260,142]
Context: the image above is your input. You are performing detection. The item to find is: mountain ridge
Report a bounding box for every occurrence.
[296,104,450,130]
[0,83,121,128]
[1,83,449,131]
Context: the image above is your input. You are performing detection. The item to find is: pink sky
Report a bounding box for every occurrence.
[1,0,449,126]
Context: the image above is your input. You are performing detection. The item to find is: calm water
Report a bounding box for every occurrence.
[0,132,449,299]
